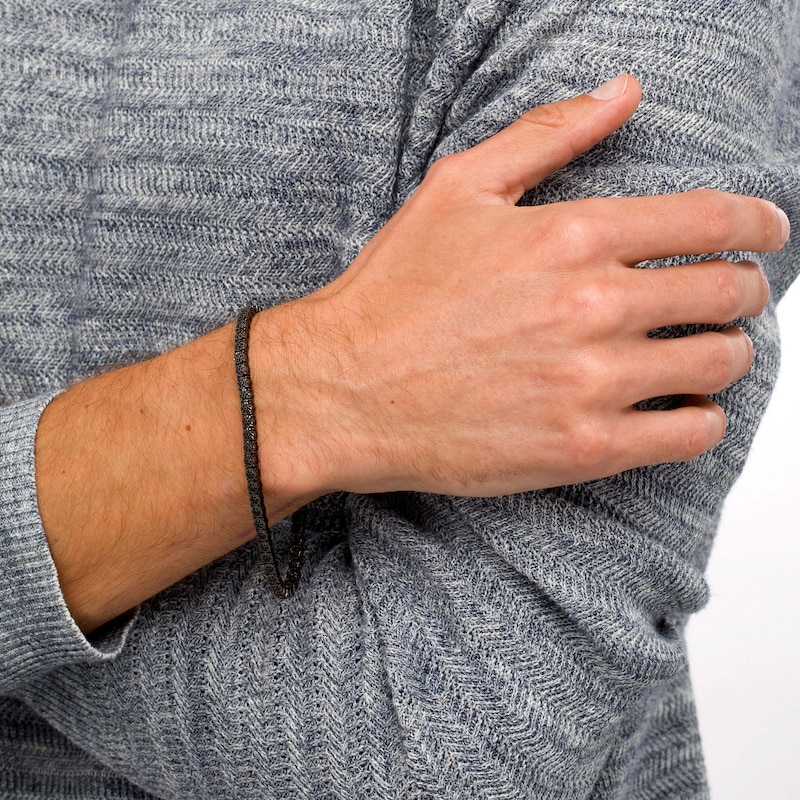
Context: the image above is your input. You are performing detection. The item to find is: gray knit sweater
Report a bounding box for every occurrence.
[1,1,799,798]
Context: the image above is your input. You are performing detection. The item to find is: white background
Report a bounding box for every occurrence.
[687,277,800,799]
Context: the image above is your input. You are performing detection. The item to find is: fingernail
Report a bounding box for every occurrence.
[768,202,791,243]
[589,74,629,100]
[742,331,754,363]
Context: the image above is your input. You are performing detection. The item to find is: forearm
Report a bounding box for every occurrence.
[34,313,317,633]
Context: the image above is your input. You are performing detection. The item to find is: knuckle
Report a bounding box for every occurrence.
[562,277,620,332]
[678,419,714,462]
[560,211,604,251]
[566,350,619,412]
[519,102,570,134]
[567,280,604,316]
[703,332,735,391]
[692,189,736,251]
[568,418,614,472]
[541,210,608,269]
[711,264,744,320]
[424,152,467,195]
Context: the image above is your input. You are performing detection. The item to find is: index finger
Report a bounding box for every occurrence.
[583,189,790,263]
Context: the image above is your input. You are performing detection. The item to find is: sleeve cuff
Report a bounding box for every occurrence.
[0,393,136,695]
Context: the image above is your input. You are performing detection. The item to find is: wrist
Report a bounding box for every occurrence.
[247,297,384,508]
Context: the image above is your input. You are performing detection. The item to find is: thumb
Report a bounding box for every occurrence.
[443,74,642,206]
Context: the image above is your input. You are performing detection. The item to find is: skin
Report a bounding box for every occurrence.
[34,75,788,633]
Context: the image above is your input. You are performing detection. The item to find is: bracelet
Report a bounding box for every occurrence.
[234,306,305,598]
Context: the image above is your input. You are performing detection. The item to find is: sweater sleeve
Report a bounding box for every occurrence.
[0,395,136,694]
[10,2,800,799]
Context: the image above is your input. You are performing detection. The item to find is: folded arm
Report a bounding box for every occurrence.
[31,77,784,634]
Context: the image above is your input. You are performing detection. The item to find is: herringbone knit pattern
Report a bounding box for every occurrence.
[1,1,799,797]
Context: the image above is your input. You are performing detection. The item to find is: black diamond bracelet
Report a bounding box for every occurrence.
[234,306,305,598]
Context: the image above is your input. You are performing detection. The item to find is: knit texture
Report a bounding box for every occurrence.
[1,1,799,797]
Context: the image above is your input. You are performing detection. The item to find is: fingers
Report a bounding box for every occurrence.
[621,327,753,405]
[590,190,790,262]
[425,74,643,205]
[568,398,726,480]
[630,259,770,329]
[612,397,727,471]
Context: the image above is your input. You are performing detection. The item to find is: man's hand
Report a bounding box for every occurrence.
[35,75,788,632]
[253,74,787,500]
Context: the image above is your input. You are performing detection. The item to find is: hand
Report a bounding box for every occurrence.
[253,74,788,500]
